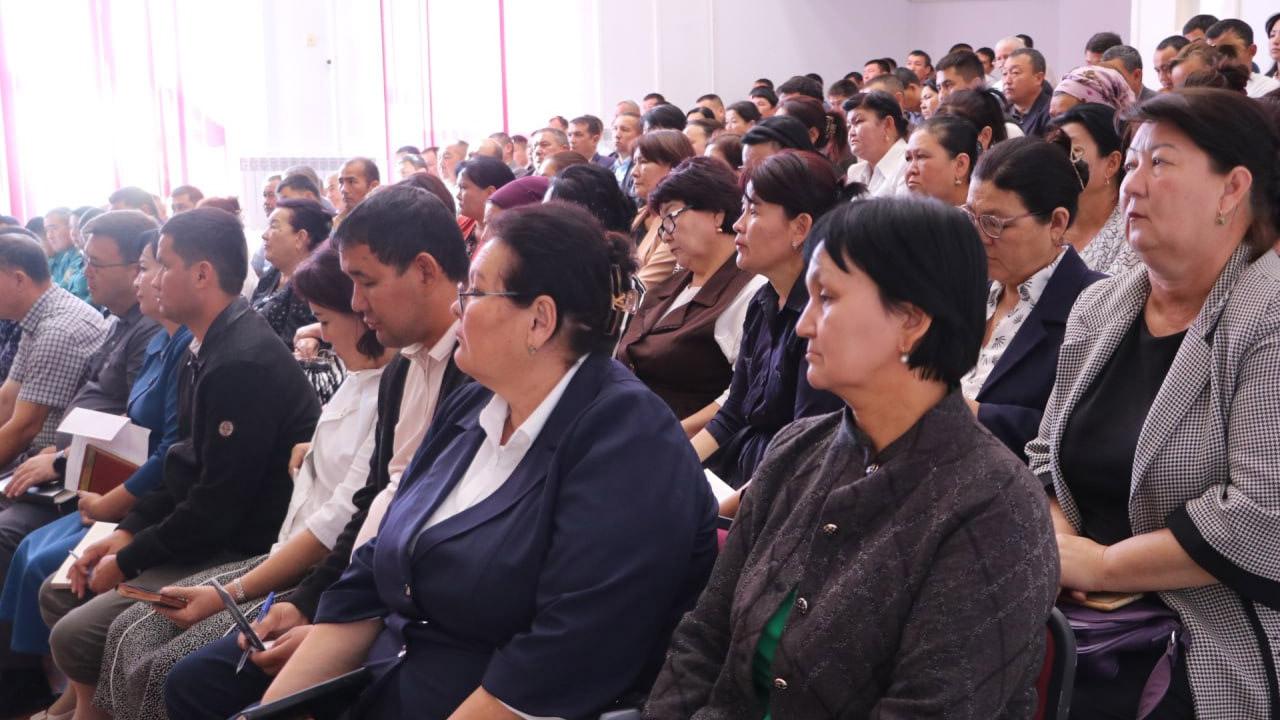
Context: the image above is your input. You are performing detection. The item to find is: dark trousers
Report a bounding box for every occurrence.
[165,633,271,720]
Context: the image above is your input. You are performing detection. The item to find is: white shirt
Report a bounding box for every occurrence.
[354,322,459,550]
[1247,72,1280,99]
[961,249,1066,401]
[274,366,385,552]
[423,355,587,530]
[659,274,768,405]
[850,138,910,198]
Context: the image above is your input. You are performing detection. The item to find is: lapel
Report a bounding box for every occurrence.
[408,353,612,559]
[1129,246,1251,498]
[979,249,1094,396]
[628,270,691,340]
[1046,270,1149,493]
[650,255,742,334]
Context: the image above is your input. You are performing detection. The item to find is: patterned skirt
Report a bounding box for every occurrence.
[94,555,280,720]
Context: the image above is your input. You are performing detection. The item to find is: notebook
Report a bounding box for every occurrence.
[48,521,118,590]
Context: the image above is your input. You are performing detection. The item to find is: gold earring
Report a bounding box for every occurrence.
[1215,213,1227,226]
[527,344,538,355]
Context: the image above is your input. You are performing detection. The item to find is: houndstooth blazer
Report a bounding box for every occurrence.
[1026,245,1280,720]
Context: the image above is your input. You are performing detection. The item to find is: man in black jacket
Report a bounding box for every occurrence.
[38,207,320,714]
[162,185,473,720]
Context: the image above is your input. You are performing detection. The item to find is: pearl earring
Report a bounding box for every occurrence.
[900,352,910,364]
[953,177,963,186]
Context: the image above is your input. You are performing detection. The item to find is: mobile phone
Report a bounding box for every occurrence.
[117,583,189,609]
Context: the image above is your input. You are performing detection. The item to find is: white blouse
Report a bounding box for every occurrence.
[273,366,385,552]
[849,138,910,198]
[961,249,1066,401]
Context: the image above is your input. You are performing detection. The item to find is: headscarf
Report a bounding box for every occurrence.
[488,175,550,210]
[1054,65,1136,114]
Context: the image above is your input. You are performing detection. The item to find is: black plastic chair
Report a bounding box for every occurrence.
[1036,606,1077,720]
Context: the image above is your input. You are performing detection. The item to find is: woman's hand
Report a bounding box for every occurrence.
[250,625,314,676]
[1057,533,1109,601]
[78,491,104,525]
[288,443,312,477]
[69,530,132,598]
[240,601,309,648]
[153,584,225,629]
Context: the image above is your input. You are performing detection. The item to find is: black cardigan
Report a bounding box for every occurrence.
[289,348,470,619]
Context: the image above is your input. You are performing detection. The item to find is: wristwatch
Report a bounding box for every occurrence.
[52,450,67,477]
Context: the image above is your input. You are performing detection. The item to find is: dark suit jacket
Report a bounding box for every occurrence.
[977,248,1105,461]
[117,298,320,576]
[289,348,470,620]
[316,354,718,719]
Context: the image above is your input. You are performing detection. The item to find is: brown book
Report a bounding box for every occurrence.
[77,445,140,495]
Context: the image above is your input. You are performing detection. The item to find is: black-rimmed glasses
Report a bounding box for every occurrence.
[456,287,530,312]
[656,206,693,241]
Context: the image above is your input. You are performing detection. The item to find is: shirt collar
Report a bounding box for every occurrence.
[19,286,60,333]
[986,247,1067,315]
[476,354,588,450]
[400,321,459,365]
[875,139,909,182]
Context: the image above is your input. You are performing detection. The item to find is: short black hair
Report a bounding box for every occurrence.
[814,197,987,387]
[108,187,160,217]
[937,89,1010,145]
[160,207,248,296]
[843,91,909,138]
[81,210,160,263]
[24,217,44,239]
[973,136,1085,229]
[1101,44,1143,72]
[776,75,823,101]
[804,73,824,86]
[696,93,724,107]
[570,114,604,136]
[747,150,844,222]
[344,157,380,183]
[648,156,741,233]
[643,92,667,103]
[949,42,974,53]
[1206,18,1254,45]
[748,86,779,107]
[864,58,892,74]
[1016,33,1034,48]
[547,163,635,234]
[275,198,334,250]
[726,100,762,123]
[976,47,995,63]
[277,174,322,198]
[333,183,468,282]
[936,50,985,81]
[1010,47,1047,75]
[1183,14,1218,36]
[1157,34,1191,52]
[292,243,384,360]
[844,71,864,84]
[457,156,516,191]
[893,67,921,88]
[171,184,204,202]
[0,230,50,283]
[395,145,421,155]
[1086,31,1123,55]
[909,49,933,66]
[488,202,639,356]
[827,79,859,98]
[644,103,687,131]
[686,106,716,121]
[753,78,774,89]
[0,215,19,227]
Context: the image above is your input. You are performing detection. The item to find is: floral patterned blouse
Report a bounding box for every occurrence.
[961,249,1066,401]
[1077,202,1142,276]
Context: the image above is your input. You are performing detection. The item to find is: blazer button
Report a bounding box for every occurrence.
[397,645,407,658]
[404,584,411,597]
[773,677,788,691]
[865,463,879,474]
[822,523,839,535]
[794,596,809,614]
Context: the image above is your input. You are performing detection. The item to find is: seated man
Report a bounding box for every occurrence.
[164,183,472,720]
[38,207,320,718]
[0,229,108,475]
[42,208,90,303]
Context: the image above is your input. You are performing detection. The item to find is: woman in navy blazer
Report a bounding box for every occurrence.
[257,203,719,719]
[961,136,1106,460]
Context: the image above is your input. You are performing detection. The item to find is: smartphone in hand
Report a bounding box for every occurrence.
[117,583,189,609]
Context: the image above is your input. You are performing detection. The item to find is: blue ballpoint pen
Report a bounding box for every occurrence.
[235,591,276,675]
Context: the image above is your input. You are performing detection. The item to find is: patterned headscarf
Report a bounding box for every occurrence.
[1054,65,1136,114]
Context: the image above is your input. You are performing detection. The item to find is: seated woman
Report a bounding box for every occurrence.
[691,151,846,492]
[724,100,761,134]
[249,203,717,719]
[252,198,331,351]
[0,230,189,710]
[453,157,515,256]
[705,132,743,175]
[630,130,695,289]
[1049,64,1136,116]
[1050,103,1142,275]
[960,136,1106,460]
[646,197,1059,719]
[844,90,910,197]
[545,162,635,234]
[936,87,1012,151]
[616,157,767,437]
[95,244,394,719]
[905,114,980,206]
[1029,89,1280,719]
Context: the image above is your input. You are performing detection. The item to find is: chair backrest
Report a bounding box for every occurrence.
[1035,606,1077,720]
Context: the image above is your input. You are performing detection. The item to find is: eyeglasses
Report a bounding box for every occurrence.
[960,206,1038,240]
[456,286,533,313]
[85,259,139,270]
[657,206,693,241]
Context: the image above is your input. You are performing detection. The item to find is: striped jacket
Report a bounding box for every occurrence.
[1027,245,1280,719]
